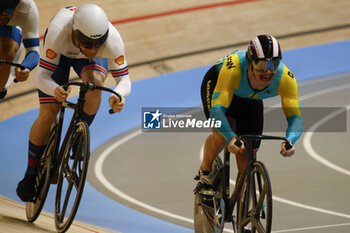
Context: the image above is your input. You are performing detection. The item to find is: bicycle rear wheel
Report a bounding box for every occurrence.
[237,161,272,233]
[194,156,225,233]
[54,121,90,233]
[26,122,57,222]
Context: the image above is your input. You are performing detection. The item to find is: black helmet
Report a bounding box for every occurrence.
[0,0,20,10]
[247,35,282,72]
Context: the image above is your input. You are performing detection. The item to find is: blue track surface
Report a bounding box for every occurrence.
[1,40,350,232]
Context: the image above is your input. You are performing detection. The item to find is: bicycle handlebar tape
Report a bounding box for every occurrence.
[285,142,293,150]
[234,139,242,148]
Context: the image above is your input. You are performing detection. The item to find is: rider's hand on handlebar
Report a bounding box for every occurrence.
[109,94,125,113]
[54,86,71,102]
[280,141,295,157]
[228,136,244,154]
[14,67,30,82]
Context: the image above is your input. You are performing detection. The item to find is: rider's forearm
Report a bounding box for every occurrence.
[210,105,236,141]
[21,49,39,71]
[113,75,131,98]
[35,68,58,96]
[286,115,303,144]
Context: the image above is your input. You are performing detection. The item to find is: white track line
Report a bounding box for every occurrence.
[200,143,350,219]
[94,129,194,224]
[303,104,350,176]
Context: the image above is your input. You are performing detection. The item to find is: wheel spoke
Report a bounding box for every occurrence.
[256,184,267,213]
[254,219,266,233]
[241,215,251,227]
[70,170,81,190]
[59,181,74,223]
[250,171,258,217]
[243,177,250,217]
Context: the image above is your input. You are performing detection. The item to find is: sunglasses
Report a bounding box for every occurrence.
[252,58,280,73]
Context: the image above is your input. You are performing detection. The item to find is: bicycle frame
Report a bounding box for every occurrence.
[223,135,291,218]
[51,82,122,177]
[51,88,86,180]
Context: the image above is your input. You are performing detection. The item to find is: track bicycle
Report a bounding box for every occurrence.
[194,135,292,233]
[25,81,121,233]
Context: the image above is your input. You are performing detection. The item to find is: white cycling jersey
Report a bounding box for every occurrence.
[7,0,39,68]
[36,6,131,98]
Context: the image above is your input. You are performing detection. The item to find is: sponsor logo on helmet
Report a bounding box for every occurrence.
[90,34,102,38]
[46,49,57,59]
[115,55,124,65]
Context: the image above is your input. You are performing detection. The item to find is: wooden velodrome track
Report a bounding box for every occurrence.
[0,0,349,232]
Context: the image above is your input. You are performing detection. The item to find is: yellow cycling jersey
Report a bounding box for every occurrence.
[210,50,303,143]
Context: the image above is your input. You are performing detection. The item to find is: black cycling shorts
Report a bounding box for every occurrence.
[200,65,263,136]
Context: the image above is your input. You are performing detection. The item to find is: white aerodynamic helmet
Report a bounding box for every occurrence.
[72,4,109,48]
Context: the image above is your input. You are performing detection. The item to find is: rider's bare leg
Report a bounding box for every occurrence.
[79,69,106,124]
[0,37,19,90]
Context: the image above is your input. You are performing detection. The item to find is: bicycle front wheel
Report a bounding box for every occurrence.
[26,122,57,222]
[237,161,272,233]
[193,156,225,233]
[54,121,90,233]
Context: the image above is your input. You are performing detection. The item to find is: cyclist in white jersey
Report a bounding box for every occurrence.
[16,4,131,202]
[0,0,39,99]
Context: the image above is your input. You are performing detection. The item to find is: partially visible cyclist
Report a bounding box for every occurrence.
[195,35,303,199]
[0,0,39,99]
[16,4,131,202]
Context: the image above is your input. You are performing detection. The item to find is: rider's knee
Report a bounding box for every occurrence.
[81,70,105,86]
[204,130,226,155]
[37,104,60,125]
[37,113,56,126]
[211,129,226,145]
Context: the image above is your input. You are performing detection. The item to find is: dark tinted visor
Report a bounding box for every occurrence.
[73,29,108,49]
[252,58,280,72]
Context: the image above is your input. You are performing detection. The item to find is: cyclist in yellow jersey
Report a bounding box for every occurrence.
[195,35,303,200]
